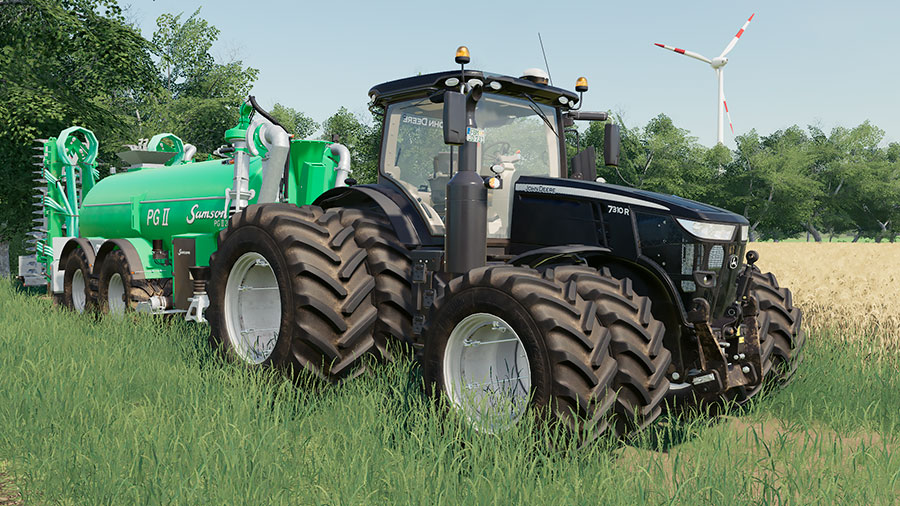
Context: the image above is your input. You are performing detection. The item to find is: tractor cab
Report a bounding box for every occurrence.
[369,70,578,238]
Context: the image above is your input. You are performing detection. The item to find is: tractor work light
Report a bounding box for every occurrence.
[575,77,589,92]
[676,218,736,242]
[455,46,470,64]
[740,225,749,242]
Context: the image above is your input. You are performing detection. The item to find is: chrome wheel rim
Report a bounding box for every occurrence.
[72,269,86,313]
[224,252,281,364]
[443,312,532,432]
[107,273,126,315]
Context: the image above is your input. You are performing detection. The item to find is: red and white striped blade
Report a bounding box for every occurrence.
[654,43,711,64]
[719,13,754,58]
[723,98,734,134]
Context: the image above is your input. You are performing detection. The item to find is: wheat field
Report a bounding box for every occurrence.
[753,242,900,356]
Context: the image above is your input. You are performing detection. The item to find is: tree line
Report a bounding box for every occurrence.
[1,2,896,273]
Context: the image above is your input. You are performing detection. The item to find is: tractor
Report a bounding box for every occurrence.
[20,46,803,440]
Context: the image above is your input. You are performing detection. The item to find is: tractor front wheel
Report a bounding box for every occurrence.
[422,265,620,441]
[732,269,804,404]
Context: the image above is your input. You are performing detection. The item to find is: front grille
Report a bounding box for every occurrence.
[636,213,746,319]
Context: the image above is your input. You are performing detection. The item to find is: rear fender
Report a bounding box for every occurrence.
[314,184,439,247]
[93,238,156,280]
[59,238,98,272]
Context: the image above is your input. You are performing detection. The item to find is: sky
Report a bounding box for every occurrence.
[126,0,900,149]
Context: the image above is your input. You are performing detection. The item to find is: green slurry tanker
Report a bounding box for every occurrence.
[19,47,804,440]
[21,97,350,323]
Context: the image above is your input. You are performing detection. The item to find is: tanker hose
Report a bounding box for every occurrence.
[329,143,352,188]
[248,95,287,131]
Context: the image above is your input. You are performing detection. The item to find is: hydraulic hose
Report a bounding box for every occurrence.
[247,95,292,199]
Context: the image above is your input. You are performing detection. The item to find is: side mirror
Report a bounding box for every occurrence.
[604,123,620,167]
[443,91,466,145]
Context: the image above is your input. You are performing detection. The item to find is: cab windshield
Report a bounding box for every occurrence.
[381,93,561,238]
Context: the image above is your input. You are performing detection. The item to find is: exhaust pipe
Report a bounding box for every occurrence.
[445,85,486,274]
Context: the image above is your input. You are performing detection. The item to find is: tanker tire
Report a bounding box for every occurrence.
[332,207,415,358]
[97,249,170,314]
[546,265,671,436]
[207,204,379,382]
[423,265,620,442]
[62,247,95,313]
[733,269,804,404]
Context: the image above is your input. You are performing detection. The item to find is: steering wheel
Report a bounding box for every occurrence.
[483,141,510,163]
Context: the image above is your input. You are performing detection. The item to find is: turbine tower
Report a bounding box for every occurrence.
[655,13,754,145]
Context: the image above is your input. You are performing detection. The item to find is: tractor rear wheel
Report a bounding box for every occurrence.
[332,207,414,358]
[545,265,671,436]
[97,249,170,314]
[63,247,94,313]
[733,269,804,403]
[422,265,620,441]
[207,204,379,382]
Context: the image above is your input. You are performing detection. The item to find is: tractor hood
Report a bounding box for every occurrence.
[514,176,748,225]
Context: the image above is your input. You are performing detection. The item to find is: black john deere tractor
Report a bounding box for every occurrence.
[208,47,803,439]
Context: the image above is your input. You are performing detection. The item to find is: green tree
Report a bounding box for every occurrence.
[721,127,821,240]
[143,8,258,155]
[0,0,156,274]
[320,106,381,184]
[269,103,317,139]
[587,114,713,201]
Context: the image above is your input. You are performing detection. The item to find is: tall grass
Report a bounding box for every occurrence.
[1,259,899,504]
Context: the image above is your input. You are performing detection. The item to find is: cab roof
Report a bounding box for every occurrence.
[368,70,581,110]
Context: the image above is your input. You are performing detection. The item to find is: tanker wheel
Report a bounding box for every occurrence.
[207,204,379,382]
[96,249,170,315]
[422,265,620,441]
[731,268,804,404]
[332,207,414,359]
[545,265,671,436]
[62,247,95,313]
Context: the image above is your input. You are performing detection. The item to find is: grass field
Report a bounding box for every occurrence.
[1,243,899,504]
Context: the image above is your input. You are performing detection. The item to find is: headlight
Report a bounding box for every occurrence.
[740,225,749,242]
[676,218,736,241]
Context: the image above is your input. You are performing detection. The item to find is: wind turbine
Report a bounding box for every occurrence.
[655,13,754,145]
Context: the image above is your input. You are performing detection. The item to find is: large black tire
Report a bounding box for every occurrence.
[96,249,170,314]
[207,204,379,382]
[332,207,415,357]
[546,265,671,436]
[734,268,804,403]
[62,247,94,313]
[422,265,620,441]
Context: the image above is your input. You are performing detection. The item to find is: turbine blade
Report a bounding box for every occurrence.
[719,13,754,58]
[724,98,734,134]
[654,43,712,64]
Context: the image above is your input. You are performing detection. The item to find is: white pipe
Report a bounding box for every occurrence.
[257,123,291,203]
[329,143,352,188]
[183,143,197,162]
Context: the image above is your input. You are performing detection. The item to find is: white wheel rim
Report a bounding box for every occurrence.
[72,269,86,313]
[107,273,126,315]
[224,252,281,364]
[443,312,532,432]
